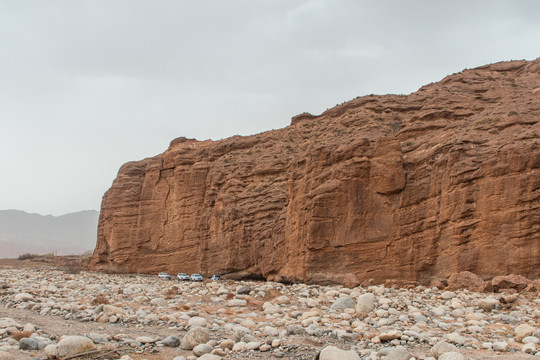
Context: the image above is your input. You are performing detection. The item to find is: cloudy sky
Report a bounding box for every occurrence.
[1,0,539,216]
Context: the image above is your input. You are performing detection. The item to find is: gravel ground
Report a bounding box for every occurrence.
[0,265,538,360]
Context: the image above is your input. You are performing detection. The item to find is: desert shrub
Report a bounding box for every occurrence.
[17,253,37,260]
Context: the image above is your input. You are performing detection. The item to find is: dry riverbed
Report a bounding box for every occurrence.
[0,265,539,360]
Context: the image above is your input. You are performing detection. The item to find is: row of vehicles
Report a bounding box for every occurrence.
[158,272,221,281]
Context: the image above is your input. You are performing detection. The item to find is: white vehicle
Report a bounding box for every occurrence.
[158,272,171,280]
[190,274,203,282]
[177,273,190,281]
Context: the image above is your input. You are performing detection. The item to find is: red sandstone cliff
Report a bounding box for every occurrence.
[90,59,540,285]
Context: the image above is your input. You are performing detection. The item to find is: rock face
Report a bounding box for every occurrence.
[90,59,540,285]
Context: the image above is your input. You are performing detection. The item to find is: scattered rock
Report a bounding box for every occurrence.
[447,271,486,292]
[318,345,361,360]
[19,337,42,350]
[515,324,536,342]
[330,297,356,311]
[491,275,530,292]
[431,341,458,358]
[181,326,210,350]
[438,352,465,360]
[237,286,252,295]
[385,346,412,360]
[478,297,499,311]
[356,293,375,313]
[193,343,213,356]
[56,336,96,358]
[162,335,180,347]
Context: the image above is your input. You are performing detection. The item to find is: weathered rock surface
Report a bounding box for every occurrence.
[90,59,540,285]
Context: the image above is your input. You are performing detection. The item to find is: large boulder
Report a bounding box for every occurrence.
[491,275,531,292]
[431,341,458,358]
[356,293,375,313]
[180,326,210,350]
[14,293,34,302]
[514,324,536,342]
[19,337,43,350]
[385,346,412,360]
[102,304,126,316]
[319,345,360,360]
[330,297,356,311]
[447,271,487,292]
[56,336,96,358]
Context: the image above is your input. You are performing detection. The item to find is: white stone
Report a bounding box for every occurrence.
[477,298,499,311]
[441,291,456,300]
[232,341,247,352]
[276,295,290,304]
[515,324,536,342]
[356,293,375,313]
[521,343,537,354]
[150,298,167,307]
[246,341,260,350]
[523,336,539,344]
[319,346,360,360]
[198,354,222,360]
[330,297,356,311]
[56,336,96,358]
[438,352,464,360]
[492,341,508,352]
[102,305,125,316]
[188,316,207,328]
[431,341,458,358]
[193,343,213,356]
[136,336,155,344]
[14,293,33,302]
[445,332,466,345]
[181,326,209,350]
[228,299,247,307]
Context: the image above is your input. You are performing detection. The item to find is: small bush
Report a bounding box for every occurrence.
[17,253,37,261]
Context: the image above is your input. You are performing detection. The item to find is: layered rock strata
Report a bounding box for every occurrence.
[90,59,540,285]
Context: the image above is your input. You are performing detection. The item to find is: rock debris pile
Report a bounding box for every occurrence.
[0,269,539,359]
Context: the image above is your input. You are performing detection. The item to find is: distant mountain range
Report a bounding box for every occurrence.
[0,209,99,258]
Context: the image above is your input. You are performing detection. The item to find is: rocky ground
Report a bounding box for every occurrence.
[0,264,539,360]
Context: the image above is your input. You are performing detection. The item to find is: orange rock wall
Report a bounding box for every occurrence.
[90,59,540,284]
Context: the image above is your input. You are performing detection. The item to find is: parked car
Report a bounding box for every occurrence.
[209,275,221,281]
[177,273,190,281]
[190,274,204,282]
[158,272,171,280]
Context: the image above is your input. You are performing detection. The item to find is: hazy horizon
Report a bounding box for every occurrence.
[0,209,99,258]
[1,1,540,216]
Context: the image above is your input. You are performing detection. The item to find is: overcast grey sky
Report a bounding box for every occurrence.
[1,0,539,216]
